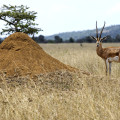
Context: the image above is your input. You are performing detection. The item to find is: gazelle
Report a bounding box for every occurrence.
[91,21,120,75]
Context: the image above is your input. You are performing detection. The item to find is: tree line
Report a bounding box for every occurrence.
[32,34,120,43]
[33,35,75,43]
[77,35,120,43]
[0,32,120,44]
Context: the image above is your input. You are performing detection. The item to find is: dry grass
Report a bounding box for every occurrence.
[0,43,120,120]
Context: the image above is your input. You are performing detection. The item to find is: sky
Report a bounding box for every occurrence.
[0,0,120,36]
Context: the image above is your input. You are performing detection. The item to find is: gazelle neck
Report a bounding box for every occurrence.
[96,43,103,56]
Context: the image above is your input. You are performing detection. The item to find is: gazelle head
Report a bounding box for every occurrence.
[91,21,107,47]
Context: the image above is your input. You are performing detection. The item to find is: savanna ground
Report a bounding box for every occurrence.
[0,43,120,120]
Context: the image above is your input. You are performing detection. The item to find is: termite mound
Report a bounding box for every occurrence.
[0,32,76,77]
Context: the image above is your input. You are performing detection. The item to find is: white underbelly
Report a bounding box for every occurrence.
[107,56,119,62]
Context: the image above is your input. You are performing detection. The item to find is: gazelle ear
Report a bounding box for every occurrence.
[90,36,97,40]
[100,36,107,41]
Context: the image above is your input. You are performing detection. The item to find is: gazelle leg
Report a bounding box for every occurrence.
[109,62,112,75]
[105,59,108,75]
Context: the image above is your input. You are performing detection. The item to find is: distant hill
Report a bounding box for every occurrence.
[45,25,120,41]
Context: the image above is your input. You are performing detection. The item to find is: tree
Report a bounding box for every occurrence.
[115,34,120,42]
[0,5,42,35]
[54,35,63,43]
[33,35,45,43]
[104,35,113,43]
[85,36,93,43]
[69,37,74,43]
[38,35,45,43]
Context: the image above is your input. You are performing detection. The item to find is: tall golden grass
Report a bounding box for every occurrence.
[0,43,120,120]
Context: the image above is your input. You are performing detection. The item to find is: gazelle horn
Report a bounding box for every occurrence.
[96,21,98,38]
[99,21,105,39]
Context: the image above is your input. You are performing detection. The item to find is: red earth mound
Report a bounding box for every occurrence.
[0,32,76,77]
